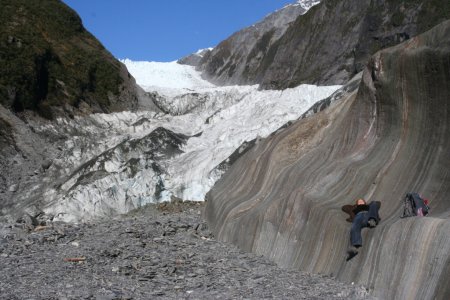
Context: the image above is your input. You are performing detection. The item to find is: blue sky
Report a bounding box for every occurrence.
[62,0,295,62]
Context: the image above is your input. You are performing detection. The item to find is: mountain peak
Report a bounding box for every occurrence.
[288,0,321,11]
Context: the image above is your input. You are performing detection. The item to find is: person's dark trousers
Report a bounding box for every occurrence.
[367,201,380,223]
[350,202,379,247]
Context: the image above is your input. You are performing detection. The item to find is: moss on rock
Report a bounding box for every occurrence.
[0,0,135,119]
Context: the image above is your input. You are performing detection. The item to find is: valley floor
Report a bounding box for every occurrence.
[0,202,373,299]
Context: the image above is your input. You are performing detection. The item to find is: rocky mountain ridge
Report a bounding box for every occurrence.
[185,0,317,83]
[196,0,450,89]
[178,1,322,68]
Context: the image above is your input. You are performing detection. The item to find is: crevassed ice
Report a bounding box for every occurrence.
[40,59,340,222]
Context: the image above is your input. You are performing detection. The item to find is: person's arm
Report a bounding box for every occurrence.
[341,205,355,222]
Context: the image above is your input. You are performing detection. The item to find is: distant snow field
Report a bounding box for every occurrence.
[121,59,214,91]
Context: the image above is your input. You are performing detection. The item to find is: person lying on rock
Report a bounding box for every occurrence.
[342,198,381,258]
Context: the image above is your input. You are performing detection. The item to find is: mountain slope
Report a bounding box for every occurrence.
[0,0,140,119]
[0,0,147,218]
[198,0,450,89]
[190,0,319,84]
[205,20,450,299]
[179,1,322,68]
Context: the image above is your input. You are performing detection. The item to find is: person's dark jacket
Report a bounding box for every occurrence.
[341,201,381,223]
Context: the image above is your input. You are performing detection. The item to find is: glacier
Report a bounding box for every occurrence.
[35,60,340,222]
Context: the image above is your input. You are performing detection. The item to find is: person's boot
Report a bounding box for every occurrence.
[347,245,358,256]
[368,219,377,228]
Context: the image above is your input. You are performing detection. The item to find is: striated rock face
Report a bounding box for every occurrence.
[205,20,450,299]
[0,0,140,119]
[198,0,450,89]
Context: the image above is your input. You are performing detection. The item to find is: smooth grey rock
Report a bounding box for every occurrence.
[205,20,450,300]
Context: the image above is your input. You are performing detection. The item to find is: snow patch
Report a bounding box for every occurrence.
[298,0,321,10]
[288,0,321,10]
[195,47,213,56]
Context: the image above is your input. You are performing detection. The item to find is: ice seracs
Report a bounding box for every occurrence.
[37,59,340,222]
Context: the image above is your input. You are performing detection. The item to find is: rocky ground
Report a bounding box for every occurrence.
[0,201,374,299]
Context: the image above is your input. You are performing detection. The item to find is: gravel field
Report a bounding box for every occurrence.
[0,201,373,299]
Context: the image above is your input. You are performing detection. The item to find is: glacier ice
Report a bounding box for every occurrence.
[34,60,340,222]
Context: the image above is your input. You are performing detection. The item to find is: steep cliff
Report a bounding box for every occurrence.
[198,0,450,89]
[205,20,450,299]
[0,0,140,119]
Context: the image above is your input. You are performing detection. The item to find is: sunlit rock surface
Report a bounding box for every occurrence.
[205,20,450,299]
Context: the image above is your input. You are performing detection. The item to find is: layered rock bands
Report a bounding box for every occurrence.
[205,20,450,299]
